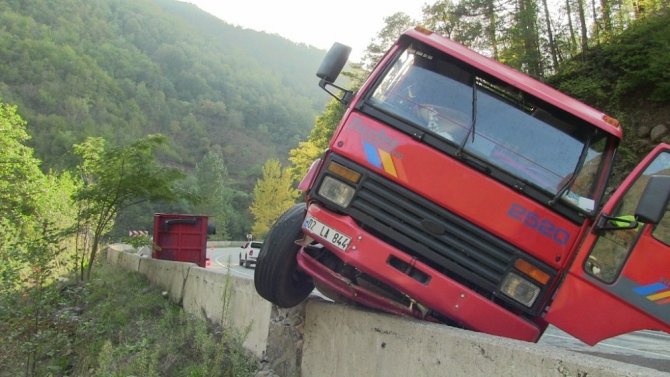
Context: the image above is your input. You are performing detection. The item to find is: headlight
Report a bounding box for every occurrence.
[500,272,541,307]
[318,176,355,208]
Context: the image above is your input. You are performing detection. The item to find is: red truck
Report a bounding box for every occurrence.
[254,26,670,345]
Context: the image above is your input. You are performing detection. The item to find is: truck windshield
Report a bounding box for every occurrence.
[368,45,608,213]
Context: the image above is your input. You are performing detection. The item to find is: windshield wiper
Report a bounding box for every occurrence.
[548,131,594,206]
[456,77,478,156]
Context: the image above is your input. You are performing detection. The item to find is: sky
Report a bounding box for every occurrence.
[183,0,427,61]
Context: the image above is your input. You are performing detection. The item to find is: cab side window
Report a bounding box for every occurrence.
[586,152,670,282]
[651,202,670,245]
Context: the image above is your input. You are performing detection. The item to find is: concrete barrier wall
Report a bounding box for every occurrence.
[116,251,141,272]
[106,243,135,265]
[301,300,666,377]
[105,245,273,359]
[103,245,669,377]
[174,265,273,358]
[138,258,196,305]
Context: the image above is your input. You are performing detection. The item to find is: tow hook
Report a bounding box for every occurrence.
[408,297,430,319]
[295,235,315,247]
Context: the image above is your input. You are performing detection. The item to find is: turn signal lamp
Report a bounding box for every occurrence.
[414,26,433,35]
[514,258,550,285]
[602,115,620,128]
[327,161,361,184]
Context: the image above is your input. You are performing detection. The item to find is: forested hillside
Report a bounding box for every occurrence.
[0,0,328,176]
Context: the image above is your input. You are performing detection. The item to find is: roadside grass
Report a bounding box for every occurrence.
[0,262,258,377]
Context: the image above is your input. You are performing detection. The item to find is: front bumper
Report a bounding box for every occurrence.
[298,203,543,342]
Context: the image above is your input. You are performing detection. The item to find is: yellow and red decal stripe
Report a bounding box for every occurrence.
[363,142,407,182]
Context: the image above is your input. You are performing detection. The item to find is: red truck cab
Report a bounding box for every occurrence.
[254,27,670,345]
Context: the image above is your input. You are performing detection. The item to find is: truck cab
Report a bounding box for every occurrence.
[254,27,670,345]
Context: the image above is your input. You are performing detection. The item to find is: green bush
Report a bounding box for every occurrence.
[0,263,258,377]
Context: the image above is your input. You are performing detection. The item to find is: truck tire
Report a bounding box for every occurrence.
[254,203,314,307]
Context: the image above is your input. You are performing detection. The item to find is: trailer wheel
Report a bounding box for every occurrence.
[254,203,314,307]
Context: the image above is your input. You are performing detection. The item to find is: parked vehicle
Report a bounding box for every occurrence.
[254,26,670,346]
[240,241,263,268]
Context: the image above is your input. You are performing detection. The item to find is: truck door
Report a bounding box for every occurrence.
[545,143,670,345]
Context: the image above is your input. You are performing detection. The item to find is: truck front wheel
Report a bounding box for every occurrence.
[254,203,314,307]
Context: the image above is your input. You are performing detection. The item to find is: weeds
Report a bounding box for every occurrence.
[0,263,258,377]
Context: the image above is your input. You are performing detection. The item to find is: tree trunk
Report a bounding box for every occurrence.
[577,0,589,53]
[517,0,543,77]
[601,0,612,34]
[541,0,559,70]
[591,0,600,43]
[566,0,578,54]
[86,233,100,281]
[484,0,499,60]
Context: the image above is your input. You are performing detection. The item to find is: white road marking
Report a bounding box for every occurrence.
[542,333,670,359]
[214,255,254,278]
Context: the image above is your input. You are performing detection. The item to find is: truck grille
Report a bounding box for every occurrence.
[342,165,524,295]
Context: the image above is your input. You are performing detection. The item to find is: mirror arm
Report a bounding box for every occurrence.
[319,79,353,106]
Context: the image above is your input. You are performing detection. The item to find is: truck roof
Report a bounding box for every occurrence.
[404,27,622,139]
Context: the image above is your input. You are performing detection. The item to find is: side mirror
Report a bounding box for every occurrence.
[317,42,351,82]
[317,43,354,105]
[635,175,670,224]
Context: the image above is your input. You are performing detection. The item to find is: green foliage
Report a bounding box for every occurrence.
[0,101,81,376]
[550,10,670,107]
[73,134,186,280]
[362,12,416,70]
[0,102,42,222]
[0,101,76,290]
[0,0,337,239]
[545,10,670,176]
[0,263,257,377]
[288,99,346,183]
[193,148,231,240]
[250,159,299,237]
[0,0,328,200]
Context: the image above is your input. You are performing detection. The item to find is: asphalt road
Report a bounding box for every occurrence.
[207,246,670,373]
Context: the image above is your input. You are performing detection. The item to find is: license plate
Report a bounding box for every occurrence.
[303,216,351,251]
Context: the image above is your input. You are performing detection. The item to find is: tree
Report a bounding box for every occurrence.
[514,0,543,76]
[288,100,346,183]
[249,159,298,237]
[541,0,560,70]
[577,0,590,53]
[362,12,416,70]
[422,0,463,41]
[601,0,614,35]
[0,101,47,291]
[0,103,43,225]
[0,101,77,376]
[73,134,185,280]
[444,0,502,58]
[194,147,232,240]
[566,0,580,54]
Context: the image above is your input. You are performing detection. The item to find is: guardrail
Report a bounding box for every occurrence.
[104,244,669,377]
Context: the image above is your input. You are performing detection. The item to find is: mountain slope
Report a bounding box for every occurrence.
[0,0,329,177]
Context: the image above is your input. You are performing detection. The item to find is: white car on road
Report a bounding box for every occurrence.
[239,241,263,268]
